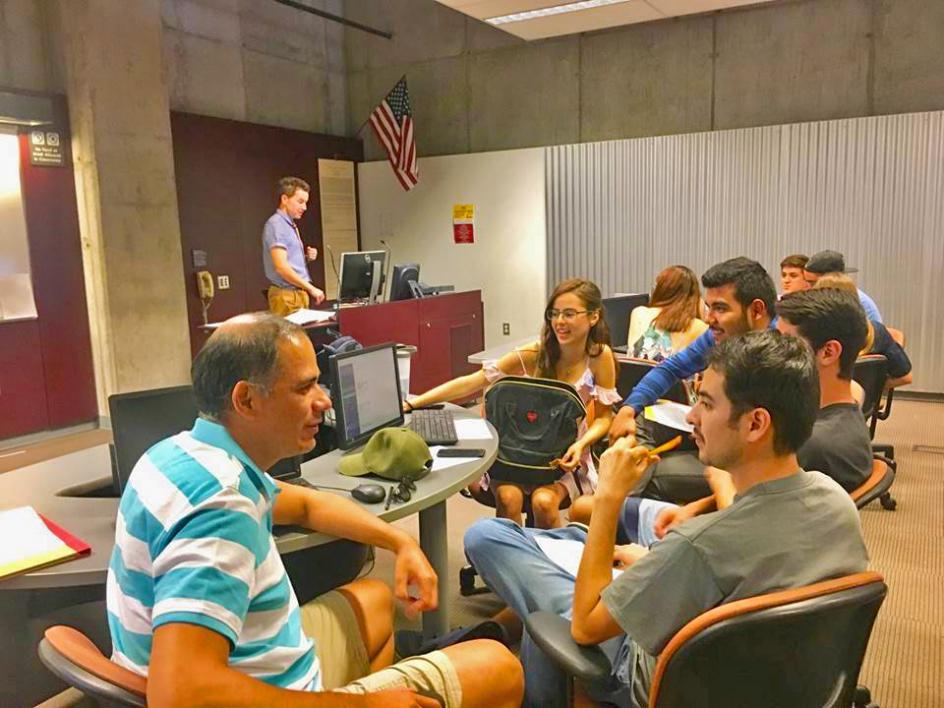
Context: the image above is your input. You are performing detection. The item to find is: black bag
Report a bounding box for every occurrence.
[484,375,587,487]
[317,335,362,395]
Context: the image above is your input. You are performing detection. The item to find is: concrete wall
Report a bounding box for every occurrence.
[162,0,348,134]
[358,148,547,349]
[344,0,944,159]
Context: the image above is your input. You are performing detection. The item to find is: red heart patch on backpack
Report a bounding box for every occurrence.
[526,410,538,423]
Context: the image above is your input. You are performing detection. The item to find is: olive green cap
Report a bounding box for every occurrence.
[338,427,432,481]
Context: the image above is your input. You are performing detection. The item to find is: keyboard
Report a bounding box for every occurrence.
[282,477,314,489]
[409,409,459,446]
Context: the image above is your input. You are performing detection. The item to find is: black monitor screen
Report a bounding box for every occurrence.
[330,343,403,450]
[602,293,650,348]
[109,386,301,494]
[390,263,420,301]
[109,386,198,494]
[339,250,386,300]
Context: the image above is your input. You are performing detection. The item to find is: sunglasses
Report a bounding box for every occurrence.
[385,477,418,510]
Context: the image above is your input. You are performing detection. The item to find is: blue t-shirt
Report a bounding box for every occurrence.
[857,288,882,323]
[263,211,310,288]
[107,418,321,690]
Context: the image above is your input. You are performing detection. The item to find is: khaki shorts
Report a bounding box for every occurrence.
[268,285,309,316]
[299,590,462,707]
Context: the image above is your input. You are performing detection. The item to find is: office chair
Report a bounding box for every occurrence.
[851,457,897,511]
[852,355,898,463]
[39,625,147,706]
[525,571,886,708]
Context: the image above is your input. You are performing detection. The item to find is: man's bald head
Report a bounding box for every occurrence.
[191,312,306,420]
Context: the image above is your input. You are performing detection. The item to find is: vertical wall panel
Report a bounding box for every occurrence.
[547,111,944,393]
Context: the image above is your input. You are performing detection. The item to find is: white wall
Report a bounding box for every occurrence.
[358,148,547,349]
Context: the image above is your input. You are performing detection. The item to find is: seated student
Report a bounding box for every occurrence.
[803,249,883,322]
[616,286,876,542]
[813,272,912,387]
[107,313,523,708]
[464,331,868,708]
[626,265,708,361]
[609,257,778,443]
[405,278,619,529]
[779,253,810,296]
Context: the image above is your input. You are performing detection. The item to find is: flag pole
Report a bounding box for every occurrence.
[353,75,407,135]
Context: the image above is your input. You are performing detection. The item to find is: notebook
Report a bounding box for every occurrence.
[0,506,91,581]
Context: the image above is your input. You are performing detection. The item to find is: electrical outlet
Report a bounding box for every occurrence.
[502,322,510,336]
[217,275,230,290]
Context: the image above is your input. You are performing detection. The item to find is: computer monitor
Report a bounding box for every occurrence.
[602,293,650,351]
[109,386,199,494]
[330,343,403,450]
[339,250,387,302]
[109,385,301,494]
[389,263,420,301]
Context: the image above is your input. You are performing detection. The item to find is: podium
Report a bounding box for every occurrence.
[337,290,484,395]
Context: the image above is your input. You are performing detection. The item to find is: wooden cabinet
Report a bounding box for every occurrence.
[337,291,484,395]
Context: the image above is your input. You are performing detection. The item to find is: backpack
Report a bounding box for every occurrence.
[317,335,362,394]
[484,375,587,487]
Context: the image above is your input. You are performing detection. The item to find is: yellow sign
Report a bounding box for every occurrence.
[452,204,474,220]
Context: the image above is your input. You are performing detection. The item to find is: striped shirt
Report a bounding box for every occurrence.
[106,418,320,690]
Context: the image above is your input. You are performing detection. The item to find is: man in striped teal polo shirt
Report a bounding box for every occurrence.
[107,313,522,707]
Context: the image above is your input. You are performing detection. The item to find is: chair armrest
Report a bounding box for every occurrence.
[524,611,613,684]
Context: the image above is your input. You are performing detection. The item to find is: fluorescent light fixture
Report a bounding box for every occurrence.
[485,0,632,25]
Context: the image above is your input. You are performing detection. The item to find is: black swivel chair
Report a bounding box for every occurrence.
[614,356,692,406]
[852,457,897,511]
[525,571,887,708]
[853,356,898,510]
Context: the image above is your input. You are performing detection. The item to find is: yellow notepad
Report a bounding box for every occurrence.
[0,506,91,581]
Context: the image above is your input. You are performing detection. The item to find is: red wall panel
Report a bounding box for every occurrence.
[0,321,50,439]
[170,112,364,357]
[18,98,97,429]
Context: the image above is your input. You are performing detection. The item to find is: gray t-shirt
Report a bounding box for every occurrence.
[601,470,868,704]
[798,403,872,492]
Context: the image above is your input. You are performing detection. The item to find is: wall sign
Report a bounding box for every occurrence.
[452,203,474,244]
[29,129,64,166]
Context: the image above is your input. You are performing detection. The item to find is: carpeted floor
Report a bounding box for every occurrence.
[370,397,944,707]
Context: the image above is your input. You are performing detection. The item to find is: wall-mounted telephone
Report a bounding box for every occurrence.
[196,270,215,300]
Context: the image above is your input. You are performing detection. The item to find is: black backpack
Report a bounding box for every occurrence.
[317,335,362,395]
[484,376,587,487]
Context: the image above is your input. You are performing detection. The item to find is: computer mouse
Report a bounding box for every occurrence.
[351,483,386,504]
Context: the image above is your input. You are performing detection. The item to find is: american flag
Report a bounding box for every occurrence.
[369,77,419,191]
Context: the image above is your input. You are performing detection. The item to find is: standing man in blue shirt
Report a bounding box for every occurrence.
[609,257,777,443]
[802,249,882,323]
[264,176,325,315]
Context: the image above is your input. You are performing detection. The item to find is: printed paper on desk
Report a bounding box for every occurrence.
[534,536,622,580]
[644,401,694,433]
[453,418,491,440]
[285,308,336,325]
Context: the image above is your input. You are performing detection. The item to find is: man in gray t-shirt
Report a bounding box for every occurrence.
[797,403,872,492]
[465,331,869,708]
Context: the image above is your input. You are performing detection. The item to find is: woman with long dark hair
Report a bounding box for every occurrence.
[405,278,619,528]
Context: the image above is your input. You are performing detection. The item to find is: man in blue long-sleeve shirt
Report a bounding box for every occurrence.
[609,257,778,443]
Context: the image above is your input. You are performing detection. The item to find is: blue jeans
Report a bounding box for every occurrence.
[618,497,678,547]
[464,519,633,708]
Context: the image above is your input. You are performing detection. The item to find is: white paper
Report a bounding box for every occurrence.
[453,418,492,440]
[0,273,38,321]
[429,446,474,471]
[644,401,694,433]
[284,308,336,325]
[534,536,622,580]
[0,506,64,566]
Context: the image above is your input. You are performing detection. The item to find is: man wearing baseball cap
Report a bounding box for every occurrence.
[803,249,883,322]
